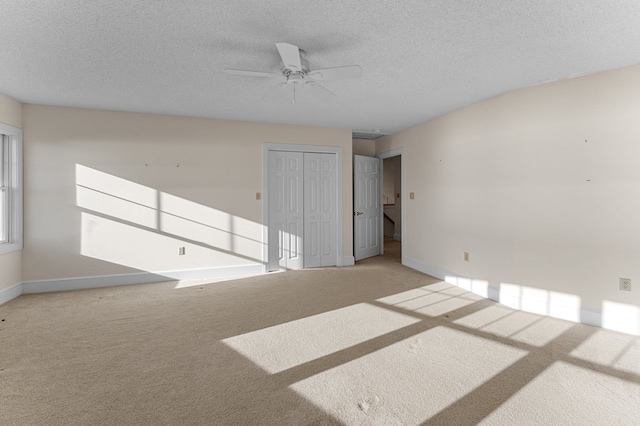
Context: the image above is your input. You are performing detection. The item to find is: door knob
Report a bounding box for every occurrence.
[355,211,363,216]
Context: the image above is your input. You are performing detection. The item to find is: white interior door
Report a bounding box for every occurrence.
[304,153,337,267]
[268,151,304,270]
[354,155,382,261]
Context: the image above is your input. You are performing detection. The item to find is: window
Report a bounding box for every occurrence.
[0,122,22,254]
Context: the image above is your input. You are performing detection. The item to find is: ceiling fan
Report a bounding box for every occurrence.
[225,42,362,104]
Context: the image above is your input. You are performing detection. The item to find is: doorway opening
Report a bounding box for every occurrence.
[377,149,404,262]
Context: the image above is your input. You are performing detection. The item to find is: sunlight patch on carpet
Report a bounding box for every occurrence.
[570,330,640,375]
[453,305,514,329]
[376,284,482,317]
[290,326,528,425]
[453,305,576,347]
[478,361,640,425]
[222,303,420,374]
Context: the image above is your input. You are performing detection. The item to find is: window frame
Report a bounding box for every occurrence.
[0,122,23,255]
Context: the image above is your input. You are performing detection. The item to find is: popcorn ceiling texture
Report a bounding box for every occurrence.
[1,1,640,133]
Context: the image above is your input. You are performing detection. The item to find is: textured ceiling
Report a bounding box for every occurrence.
[1,1,640,134]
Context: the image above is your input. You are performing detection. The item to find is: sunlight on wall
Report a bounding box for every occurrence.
[500,283,581,323]
[80,212,253,273]
[444,275,489,298]
[76,171,158,228]
[76,164,265,273]
[222,303,420,374]
[601,301,640,335]
[160,192,263,260]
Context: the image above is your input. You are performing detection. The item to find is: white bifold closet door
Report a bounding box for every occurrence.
[303,152,337,268]
[268,151,337,271]
[268,151,304,270]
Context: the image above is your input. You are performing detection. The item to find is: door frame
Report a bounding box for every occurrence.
[262,143,344,272]
[376,148,405,260]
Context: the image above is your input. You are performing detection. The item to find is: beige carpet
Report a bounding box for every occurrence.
[1,240,639,425]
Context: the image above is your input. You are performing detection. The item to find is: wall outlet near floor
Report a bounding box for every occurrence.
[178,247,186,256]
[464,252,470,262]
[620,278,631,291]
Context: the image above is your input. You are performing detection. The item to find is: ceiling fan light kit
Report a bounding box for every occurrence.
[225,42,362,104]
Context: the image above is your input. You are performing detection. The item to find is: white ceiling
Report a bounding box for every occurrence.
[1,1,640,135]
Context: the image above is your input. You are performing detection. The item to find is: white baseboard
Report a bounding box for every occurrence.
[403,256,450,282]
[341,256,355,267]
[0,283,23,305]
[580,306,603,328]
[402,256,609,333]
[393,234,402,241]
[4,264,264,302]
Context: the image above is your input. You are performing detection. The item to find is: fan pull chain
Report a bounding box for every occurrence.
[293,84,296,104]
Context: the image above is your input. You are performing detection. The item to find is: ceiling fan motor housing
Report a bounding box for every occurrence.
[282,51,310,80]
[287,74,304,85]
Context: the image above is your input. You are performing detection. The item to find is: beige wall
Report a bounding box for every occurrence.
[23,105,353,283]
[352,138,376,156]
[376,65,640,318]
[0,93,23,291]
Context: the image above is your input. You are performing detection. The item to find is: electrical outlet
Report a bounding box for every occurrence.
[620,278,631,292]
[464,252,469,262]
[178,247,186,256]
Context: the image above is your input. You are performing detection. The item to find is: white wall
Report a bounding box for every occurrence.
[376,65,640,331]
[22,105,353,284]
[0,93,22,292]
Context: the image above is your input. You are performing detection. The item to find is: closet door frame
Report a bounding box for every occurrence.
[263,143,343,272]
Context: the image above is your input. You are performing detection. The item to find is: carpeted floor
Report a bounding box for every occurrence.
[1,240,639,425]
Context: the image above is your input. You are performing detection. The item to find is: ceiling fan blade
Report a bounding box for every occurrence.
[261,82,288,101]
[308,65,362,80]
[304,81,336,102]
[276,42,302,72]
[225,69,282,78]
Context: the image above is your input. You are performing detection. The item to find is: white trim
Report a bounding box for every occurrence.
[403,255,451,282]
[20,264,263,295]
[580,306,603,328]
[376,149,405,261]
[341,256,355,266]
[0,122,23,255]
[263,143,344,270]
[0,282,22,305]
[487,285,501,302]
